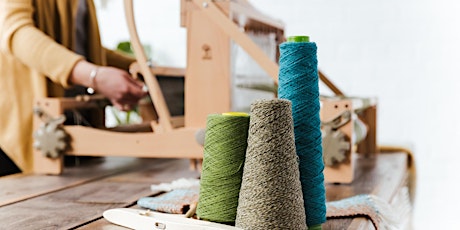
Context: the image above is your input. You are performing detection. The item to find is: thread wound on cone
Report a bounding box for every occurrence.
[278,41,327,226]
[236,99,307,229]
[197,114,249,223]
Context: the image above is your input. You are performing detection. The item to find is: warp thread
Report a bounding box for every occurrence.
[278,41,327,226]
[235,99,307,230]
[196,114,249,223]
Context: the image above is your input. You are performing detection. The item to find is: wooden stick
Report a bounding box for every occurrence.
[319,70,345,96]
[123,0,173,132]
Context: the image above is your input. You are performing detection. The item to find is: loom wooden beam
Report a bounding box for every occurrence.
[64,126,203,158]
[129,63,186,78]
[318,70,345,96]
[33,99,65,174]
[191,0,280,84]
[124,0,173,132]
[357,105,378,155]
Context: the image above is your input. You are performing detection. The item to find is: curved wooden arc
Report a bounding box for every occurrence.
[123,0,173,132]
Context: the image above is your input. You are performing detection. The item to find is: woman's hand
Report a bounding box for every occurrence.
[70,60,147,111]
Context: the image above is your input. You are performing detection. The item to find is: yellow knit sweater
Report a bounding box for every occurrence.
[0,0,134,172]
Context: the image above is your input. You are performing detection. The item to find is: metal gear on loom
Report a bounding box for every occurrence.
[322,125,350,166]
[322,111,352,167]
[33,107,69,158]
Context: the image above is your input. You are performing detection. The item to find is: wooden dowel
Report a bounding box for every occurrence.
[319,70,345,96]
[124,0,173,132]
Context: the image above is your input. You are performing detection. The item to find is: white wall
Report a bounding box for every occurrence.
[95,0,186,66]
[95,0,460,228]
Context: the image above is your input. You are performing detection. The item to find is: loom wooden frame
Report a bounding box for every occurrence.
[32,0,377,180]
[32,0,285,174]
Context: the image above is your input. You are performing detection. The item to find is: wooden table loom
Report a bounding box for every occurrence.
[33,0,378,182]
[32,0,284,174]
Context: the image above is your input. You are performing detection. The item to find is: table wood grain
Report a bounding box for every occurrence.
[0,153,409,230]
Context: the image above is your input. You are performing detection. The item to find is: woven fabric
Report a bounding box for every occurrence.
[326,194,398,230]
[138,187,199,214]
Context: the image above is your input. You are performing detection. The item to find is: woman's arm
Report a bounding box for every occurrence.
[0,0,146,110]
[104,48,136,71]
[70,60,146,111]
[0,0,83,87]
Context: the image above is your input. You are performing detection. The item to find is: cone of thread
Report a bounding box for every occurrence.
[235,99,307,229]
[196,114,249,223]
[278,40,327,227]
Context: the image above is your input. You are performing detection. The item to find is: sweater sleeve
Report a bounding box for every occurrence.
[104,48,136,71]
[0,0,83,87]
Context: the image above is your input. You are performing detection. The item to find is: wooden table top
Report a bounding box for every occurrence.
[0,153,409,230]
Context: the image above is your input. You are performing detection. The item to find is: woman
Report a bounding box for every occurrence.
[0,0,146,175]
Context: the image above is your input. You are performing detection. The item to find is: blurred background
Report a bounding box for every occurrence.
[95,0,460,228]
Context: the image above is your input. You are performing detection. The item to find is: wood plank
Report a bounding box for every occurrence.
[357,105,378,156]
[0,153,406,229]
[129,63,186,78]
[64,126,203,159]
[85,153,407,230]
[184,5,232,128]
[325,153,407,201]
[0,159,199,230]
[0,157,152,207]
[323,153,408,229]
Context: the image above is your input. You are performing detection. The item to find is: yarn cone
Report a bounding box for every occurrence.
[196,113,249,223]
[278,39,327,228]
[235,99,307,229]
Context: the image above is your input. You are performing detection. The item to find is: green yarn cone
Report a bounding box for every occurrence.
[196,114,249,223]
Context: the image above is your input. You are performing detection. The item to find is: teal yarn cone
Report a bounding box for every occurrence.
[196,113,249,223]
[278,39,327,227]
[235,99,307,230]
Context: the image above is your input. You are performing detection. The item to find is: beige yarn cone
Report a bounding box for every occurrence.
[235,99,307,229]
